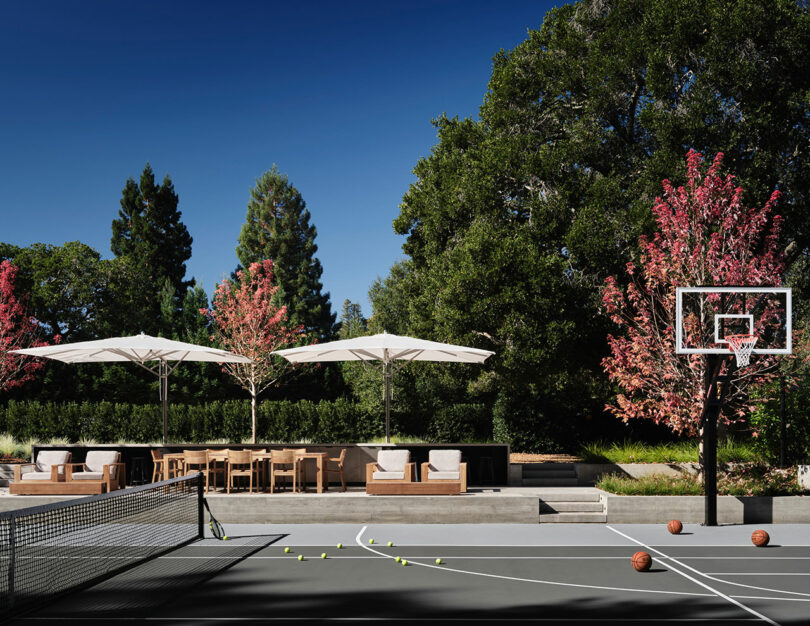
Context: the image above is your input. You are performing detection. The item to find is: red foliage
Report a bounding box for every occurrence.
[602,151,784,435]
[0,260,49,392]
[202,259,305,442]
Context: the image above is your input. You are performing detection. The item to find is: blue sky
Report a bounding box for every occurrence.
[0,0,558,316]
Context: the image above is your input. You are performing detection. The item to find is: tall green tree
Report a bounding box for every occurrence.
[236,166,335,341]
[337,299,366,339]
[111,164,193,334]
[382,0,810,451]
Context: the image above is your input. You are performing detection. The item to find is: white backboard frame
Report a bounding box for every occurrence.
[675,286,792,355]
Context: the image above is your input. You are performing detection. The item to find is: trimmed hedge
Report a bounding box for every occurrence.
[0,399,412,444]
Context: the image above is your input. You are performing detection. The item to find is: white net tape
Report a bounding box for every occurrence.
[725,334,758,367]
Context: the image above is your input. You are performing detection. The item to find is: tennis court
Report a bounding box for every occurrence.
[9,515,810,625]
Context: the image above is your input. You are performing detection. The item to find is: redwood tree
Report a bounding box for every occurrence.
[0,260,50,392]
[602,150,785,436]
[202,260,304,443]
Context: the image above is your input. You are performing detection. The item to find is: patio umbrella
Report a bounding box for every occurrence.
[12,333,252,444]
[273,332,494,442]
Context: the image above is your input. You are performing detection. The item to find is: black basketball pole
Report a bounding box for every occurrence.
[780,375,786,468]
[703,355,719,526]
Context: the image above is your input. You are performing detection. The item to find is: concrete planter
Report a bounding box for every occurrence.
[0,462,24,487]
[799,465,810,490]
[574,462,701,484]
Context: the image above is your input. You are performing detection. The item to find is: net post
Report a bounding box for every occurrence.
[8,515,16,611]
[197,471,204,539]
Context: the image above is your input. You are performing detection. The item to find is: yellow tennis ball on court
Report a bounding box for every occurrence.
[336,543,343,549]
[321,552,327,559]
[223,536,229,541]
[435,558,442,565]
[402,559,408,566]
[284,547,291,553]
[298,554,304,561]
[387,541,393,547]
[395,556,401,563]
[369,538,374,544]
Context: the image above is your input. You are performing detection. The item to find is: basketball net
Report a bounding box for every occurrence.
[725,334,758,367]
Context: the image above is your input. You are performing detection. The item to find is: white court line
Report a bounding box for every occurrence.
[606,526,778,626]
[712,573,810,576]
[353,525,713,599]
[20,618,764,622]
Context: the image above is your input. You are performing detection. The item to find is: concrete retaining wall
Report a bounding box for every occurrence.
[605,494,810,524]
[574,463,701,483]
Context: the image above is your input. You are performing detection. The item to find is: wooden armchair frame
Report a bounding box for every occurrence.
[9,452,73,495]
[420,461,467,493]
[65,451,126,493]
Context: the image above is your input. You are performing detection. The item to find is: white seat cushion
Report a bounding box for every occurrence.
[71,471,104,481]
[85,451,119,476]
[36,450,70,475]
[428,449,461,472]
[376,450,409,472]
[428,471,460,480]
[21,472,53,481]
[372,471,405,480]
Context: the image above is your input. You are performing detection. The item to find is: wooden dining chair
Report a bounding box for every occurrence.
[227,449,258,494]
[182,450,213,493]
[324,448,347,492]
[269,449,303,493]
[206,449,229,492]
[150,449,165,483]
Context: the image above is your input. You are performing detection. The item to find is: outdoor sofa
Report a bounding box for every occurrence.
[420,449,467,492]
[65,450,126,493]
[9,450,72,495]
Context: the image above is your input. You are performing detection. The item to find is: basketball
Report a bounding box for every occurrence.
[751,530,770,547]
[667,520,683,534]
[631,551,652,572]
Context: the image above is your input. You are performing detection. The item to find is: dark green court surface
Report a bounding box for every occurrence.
[11,524,810,625]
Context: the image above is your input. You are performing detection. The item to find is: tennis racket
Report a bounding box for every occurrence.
[202,497,226,540]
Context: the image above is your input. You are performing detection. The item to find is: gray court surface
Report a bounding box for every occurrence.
[13,523,810,625]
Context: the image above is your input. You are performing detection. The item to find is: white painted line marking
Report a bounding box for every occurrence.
[606,526,779,626]
[354,526,712,598]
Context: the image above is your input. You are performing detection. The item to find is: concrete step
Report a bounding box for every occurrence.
[523,469,577,479]
[522,463,576,471]
[539,501,604,513]
[535,491,601,502]
[539,512,607,523]
[523,477,579,487]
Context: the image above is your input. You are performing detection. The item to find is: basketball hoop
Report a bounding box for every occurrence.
[725,334,758,367]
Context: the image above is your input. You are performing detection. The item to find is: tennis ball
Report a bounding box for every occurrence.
[284,547,291,553]
[402,559,408,566]
[369,538,375,544]
[435,558,442,565]
[321,552,327,559]
[395,556,401,563]
[223,536,229,541]
[387,541,393,547]
[298,554,304,561]
[336,543,343,549]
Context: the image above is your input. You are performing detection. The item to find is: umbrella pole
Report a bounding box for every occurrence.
[384,361,391,444]
[161,360,168,445]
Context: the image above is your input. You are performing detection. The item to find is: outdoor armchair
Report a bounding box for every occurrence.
[66,450,125,492]
[269,449,304,493]
[365,449,416,485]
[183,450,214,493]
[324,448,347,492]
[420,449,466,492]
[12,450,71,484]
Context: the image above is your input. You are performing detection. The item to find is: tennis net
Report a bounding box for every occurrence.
[0,473,202,618]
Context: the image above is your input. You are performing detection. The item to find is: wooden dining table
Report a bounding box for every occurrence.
[294,451,330,493]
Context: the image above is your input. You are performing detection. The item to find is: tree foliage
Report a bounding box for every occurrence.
[111,164,193,333]
[0,260,51,393]
[602,151,785,435]
[203,260,305,442]
[236,166,335,341]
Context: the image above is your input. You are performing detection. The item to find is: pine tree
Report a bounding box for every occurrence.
[236,166,335,341]
[338,299,366,339]
[111,164,193,334]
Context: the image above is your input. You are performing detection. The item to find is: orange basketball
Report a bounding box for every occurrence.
[667,520,683,535]
[631,551,652,572]
[751,530,770,547]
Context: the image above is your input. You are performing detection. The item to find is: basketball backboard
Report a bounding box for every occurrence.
[675,286,792,356]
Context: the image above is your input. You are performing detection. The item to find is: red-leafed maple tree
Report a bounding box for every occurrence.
[602,150,785,436]
[203,259,305,443]
[0,260,50,392]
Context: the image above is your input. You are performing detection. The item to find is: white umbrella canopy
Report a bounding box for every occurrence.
[13,333,252,444]
[274,332,494,442]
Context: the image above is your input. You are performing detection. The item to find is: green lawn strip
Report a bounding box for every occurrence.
[578,439,762,464]
[596,467,807,497]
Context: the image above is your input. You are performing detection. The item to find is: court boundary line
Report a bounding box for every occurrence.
[606,526,778,626]
[353,525,714,599]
